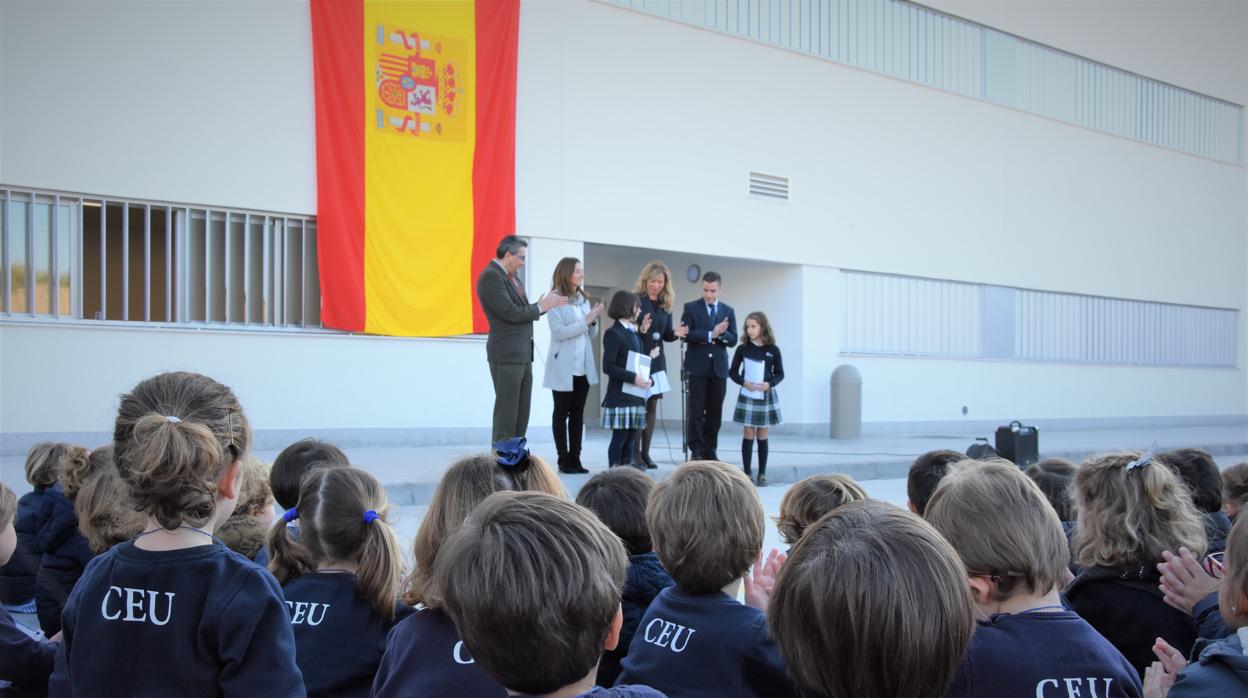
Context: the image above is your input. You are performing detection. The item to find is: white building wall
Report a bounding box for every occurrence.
[0,0,1244,448]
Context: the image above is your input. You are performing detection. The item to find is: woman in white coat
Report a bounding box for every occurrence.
[543,257,603,474]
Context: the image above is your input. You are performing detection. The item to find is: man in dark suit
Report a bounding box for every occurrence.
[477,235,567,443]
[679,271,737,461]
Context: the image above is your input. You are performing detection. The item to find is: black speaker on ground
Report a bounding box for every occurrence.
[995,421,1039,467]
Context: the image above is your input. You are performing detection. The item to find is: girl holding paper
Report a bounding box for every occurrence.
[601,291,660,468]
[632,262,689,468]
[730,311,784,486]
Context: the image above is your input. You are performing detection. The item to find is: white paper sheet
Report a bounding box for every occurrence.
[741,358,766,399]
[622,351,653,398]
[648,369,671,398]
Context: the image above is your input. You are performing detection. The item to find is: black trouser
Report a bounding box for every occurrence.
[686,374,726,459]
[551,375,590,458]
[608,428,636,466]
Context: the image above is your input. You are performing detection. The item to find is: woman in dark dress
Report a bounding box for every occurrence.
[630,262,688,467]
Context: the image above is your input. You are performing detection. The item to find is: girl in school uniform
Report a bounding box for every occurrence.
[601,291,659,468]
[730,311,784,485]
[269,467,411,698]
[50,371,304,697]
[371,443,565,698]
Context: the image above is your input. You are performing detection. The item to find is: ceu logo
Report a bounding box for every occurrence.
[100,586,175,626]
[1036,678,1116,697]
[286,601,331,626]
[642,618,695,653]
[452,641,475,665]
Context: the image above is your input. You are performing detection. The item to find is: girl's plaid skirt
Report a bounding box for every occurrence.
[602,404,647,430]
[733,388,782,427]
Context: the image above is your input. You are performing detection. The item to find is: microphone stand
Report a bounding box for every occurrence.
[679,338,689,461]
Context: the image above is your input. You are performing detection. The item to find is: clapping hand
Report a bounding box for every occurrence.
[674,323,689,339]
[639,313,652,334]
[1158,547,1219,615]
[649,346,661,359]
[1143,637,1186,698]
[743,549,787,611]
[586,302,604,324]
[712,317,730,338]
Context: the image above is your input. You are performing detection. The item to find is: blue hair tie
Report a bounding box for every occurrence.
[363,510,379,524]
[281,508,299,523]
[493,436,532,473]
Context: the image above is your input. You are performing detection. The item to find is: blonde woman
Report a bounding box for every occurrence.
[542,257,603,474]
[630,262,688,467]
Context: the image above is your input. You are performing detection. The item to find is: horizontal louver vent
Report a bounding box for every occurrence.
[748,172,789,201]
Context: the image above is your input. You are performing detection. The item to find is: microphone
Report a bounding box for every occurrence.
[651,332,661,342]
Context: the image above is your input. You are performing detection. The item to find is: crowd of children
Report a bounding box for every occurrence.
[1,368,1247,697]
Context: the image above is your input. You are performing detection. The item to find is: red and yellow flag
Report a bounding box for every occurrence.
[311,0,517,336]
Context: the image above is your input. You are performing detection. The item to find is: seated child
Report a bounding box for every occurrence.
[615,460,797,697]
[1145,514,1248,697]
[768,499,975,698]
[906,449,966,515]
[575,467,674,687]
[774,474,867,550]
[34,444,95,636]
[73,446,145,554]
[270,437,350,512]
[50,371,304,696]
[1066,451,1206,677]
[269,467,411,698]
[372,440,564,698]
[1222,462,1248,522]
[216,457,275,562]
[1161,448,1232,555]
[435,490,664,698]
[925,459,1142,697]
[1025,458,1077,523]
[0,443,63,614]
[0,481,60,697]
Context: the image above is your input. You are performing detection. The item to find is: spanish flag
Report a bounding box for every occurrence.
[311,0,517,336]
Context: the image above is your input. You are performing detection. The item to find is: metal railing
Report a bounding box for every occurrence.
[1,186,322,329]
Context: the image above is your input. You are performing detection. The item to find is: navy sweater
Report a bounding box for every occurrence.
[0,487,48,605]
[945,610,1141,698]
[615,587,798,698]
[598,552,674,689]
[48,540,304,697]
[1065,565,1197,679]
[371,605,507,698]
[33,486,93,636]
[282,572,413,698]
[513,687,666,698]
[0,605,57,698]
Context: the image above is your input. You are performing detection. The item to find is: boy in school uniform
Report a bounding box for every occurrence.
[615,461,797,698]
[434,491,664,698]
[925,459,1143,698]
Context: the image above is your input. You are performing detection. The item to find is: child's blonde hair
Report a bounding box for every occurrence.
[24,442,83,488]
[51,444,93,499]
[770,500,975,698]
[404,451,565,606]
[775,474,867,546]
[1073,452,1206,569]
[926,459,1069,599]
[113,371,251,530]
[74,446,146,553]
[269,468,403,620]
[0,481,16,528]
[648,460,764,593]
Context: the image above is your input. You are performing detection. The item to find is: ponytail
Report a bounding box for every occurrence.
[355,508,403,620]
[268,508,315,584]
[283,468,404,619]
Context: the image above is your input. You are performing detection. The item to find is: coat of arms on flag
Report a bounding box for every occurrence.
[374,25,467,141]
